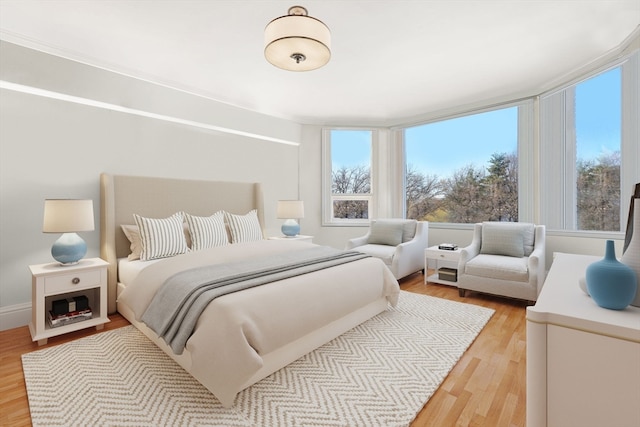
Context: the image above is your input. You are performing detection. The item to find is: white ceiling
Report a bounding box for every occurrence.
[1,1,638,126]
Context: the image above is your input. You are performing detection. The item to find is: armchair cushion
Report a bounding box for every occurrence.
[465,254,529,282]
[368,220,404,246]
[480,222,534,257]
[355,244,396,265]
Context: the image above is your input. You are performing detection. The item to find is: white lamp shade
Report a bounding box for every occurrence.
[43,199,95,233]
[264,8,331,71]
[277,200,305,219]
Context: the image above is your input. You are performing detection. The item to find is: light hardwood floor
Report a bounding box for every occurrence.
[0,271,527,427]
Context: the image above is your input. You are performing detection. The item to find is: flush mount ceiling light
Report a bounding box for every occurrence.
[264,6,331,71]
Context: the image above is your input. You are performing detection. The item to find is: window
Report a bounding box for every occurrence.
[404,106,520,223]
[575,68,621,231]
[322,129,375,224]
[540,53,638,233]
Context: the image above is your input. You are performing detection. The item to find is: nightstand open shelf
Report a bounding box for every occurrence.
[29,257,110,345]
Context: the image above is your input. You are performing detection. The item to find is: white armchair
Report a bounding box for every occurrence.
[345,219,428,280]
[457,222,546,303]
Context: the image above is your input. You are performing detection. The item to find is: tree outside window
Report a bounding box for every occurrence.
[327,130,372,221]
[404,107,519,223]
[575,67,621,231]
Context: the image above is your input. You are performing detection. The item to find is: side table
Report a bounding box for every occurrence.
[29,257,110,345]
[424,245,461,285]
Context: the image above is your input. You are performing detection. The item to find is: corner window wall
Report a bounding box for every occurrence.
[540,51,638,233]
[404,106,523,223]
[322,129,376,225]
[320,51,638,234]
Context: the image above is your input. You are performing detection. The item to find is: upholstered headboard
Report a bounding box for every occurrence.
[99,173,265,313]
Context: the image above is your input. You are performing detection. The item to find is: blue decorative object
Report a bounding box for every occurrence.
[51,232,88,265]
[43,199,94,265]
[281,220,300,237]
[586,240,638,310]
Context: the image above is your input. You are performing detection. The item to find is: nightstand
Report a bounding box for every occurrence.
[29,257,110,345]
[268,235,314,243]
[424,245,461,286]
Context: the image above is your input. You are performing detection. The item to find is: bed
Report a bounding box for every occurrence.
[99,173,400,407]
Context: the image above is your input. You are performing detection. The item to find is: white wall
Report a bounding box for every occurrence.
[0,42,303,329]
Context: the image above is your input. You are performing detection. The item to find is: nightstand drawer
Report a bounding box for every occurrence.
[425,249,460,262]
[44,270,102,294]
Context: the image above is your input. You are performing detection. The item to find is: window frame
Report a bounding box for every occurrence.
[398,100,535,227]
[539,51,638,234]
[321,128,379,226]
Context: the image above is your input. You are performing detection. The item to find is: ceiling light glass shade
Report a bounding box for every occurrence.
[264,6,331,71]
[43,199,94,265]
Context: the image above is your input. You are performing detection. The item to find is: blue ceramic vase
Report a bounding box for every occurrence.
[586,240,637,310]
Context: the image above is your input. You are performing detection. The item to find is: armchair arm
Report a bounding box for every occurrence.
[391,221,429,278]
[345,234,370,250]
[528,225,546,295]
[458,223,482,273]
[527,248,543,293]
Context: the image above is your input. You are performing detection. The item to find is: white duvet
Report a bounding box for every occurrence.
[117,239,400,406]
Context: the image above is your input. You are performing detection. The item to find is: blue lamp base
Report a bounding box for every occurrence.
[51,232,87,265]
[281,219,300,237]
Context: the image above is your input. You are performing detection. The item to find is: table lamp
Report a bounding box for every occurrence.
[277,200,304,237]
[43,199,94,265]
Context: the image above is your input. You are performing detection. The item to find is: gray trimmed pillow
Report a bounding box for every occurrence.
[368,220,404,246]
[133,212,190,261]
[121,223,192,260]
[224,210,263,243]
[185,211,228,250]
[480,222,530,258]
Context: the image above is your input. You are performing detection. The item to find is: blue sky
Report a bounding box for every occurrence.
[332,67,621,178]
[575,67,621,161]
[405,107,518,177]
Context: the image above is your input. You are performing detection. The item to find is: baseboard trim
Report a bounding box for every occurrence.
[0,302,31,331]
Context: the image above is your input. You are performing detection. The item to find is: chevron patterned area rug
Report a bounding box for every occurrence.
[22,291,494,427]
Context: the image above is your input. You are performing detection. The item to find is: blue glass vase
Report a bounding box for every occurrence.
[586,240,638,310]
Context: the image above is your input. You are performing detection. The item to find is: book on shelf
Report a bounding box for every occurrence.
[47,308,93,328]
[438,243,458,250]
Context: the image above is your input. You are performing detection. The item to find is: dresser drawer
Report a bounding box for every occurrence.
[44,269,102,294]
[426,249,460,262]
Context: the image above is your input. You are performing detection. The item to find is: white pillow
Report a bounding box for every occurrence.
[185,211,229,251]
[480,222,529,258]
[133,212,190,261]
[224,210,263,243]
[368,220,404,246]
[121,224,143,261]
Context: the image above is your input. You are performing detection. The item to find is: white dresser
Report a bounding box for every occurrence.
[526,253,640,427]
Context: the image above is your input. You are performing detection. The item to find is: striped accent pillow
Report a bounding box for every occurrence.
[133,212,190,261]
[185,211,229,251]
[224,210,263,243]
